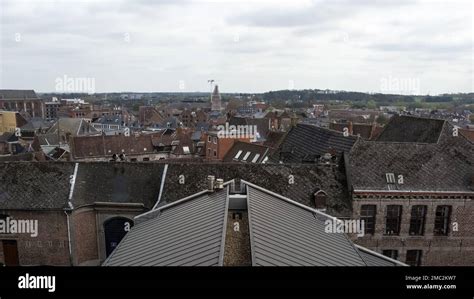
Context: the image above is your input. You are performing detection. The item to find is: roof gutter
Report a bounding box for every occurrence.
[355,244,408,267]
[135,180,234,221]
[353,190,474,195]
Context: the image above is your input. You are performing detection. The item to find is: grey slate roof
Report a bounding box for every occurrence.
[349,122,474,193]
[0,162,352,217]
[47,118,98,136]
[270,124,358,163]
[72,163,165,209]
[377,115,445,143]
[246,184,366,266]
[0,89,38,100]
[222,141,270,163]
[104,189,228,266]
[356,247,399,266]
[161,163,352,217]
[0,163,73,210]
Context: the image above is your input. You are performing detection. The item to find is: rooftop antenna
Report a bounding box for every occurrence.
[208,80,216,105]
[207,79,215,94]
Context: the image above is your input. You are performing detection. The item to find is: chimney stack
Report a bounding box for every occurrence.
[348,121,353,135]
[207,175,215,192]
[215,178,224,190]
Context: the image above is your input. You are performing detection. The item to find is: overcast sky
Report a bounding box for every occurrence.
[0,0,472,94]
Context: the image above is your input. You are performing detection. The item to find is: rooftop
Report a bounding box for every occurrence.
[376,115,445,143]
[103,180,403,266]
[270,123,358,163]
[0,89,38,100]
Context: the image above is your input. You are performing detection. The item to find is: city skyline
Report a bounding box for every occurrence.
[0,0,472,94]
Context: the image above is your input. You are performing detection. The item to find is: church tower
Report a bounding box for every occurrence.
[211,85,222,111]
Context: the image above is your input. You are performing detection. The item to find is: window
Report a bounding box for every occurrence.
[251,153,260,163]
[208,136,211,143]
[213,137,217,144]
[213,150,217,157]
[234,150,243,159]
[182,146,190,154]
[385,173,396,184]
[382,250,398,260]
[360,205,376,235]
[434,205,451,236]
[242,152,251,161]
[385,205,402,235]
[208,148,211,156]
[142,157,150,161]
[406,250,422,266]
[409,205,427,236]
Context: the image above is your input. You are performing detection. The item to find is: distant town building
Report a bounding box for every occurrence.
[0,89,44,118]
[0,111,28,134]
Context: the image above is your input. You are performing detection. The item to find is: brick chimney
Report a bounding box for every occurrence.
[348,121,353,135]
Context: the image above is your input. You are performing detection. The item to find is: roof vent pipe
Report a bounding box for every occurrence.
[207,175,215,192]
[215,178,224,190]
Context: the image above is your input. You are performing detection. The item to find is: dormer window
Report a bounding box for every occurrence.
[234,150,243,159]
[183,146,190,154]
[314,190,327,210]
[251,153,260,163]
[242,152,251,161]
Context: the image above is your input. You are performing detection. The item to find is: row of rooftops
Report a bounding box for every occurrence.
[0,162,353,217]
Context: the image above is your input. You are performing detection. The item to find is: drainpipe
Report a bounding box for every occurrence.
[65,163,79,265]
[64,207,73,266]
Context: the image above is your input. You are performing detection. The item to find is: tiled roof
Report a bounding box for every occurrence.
[329,122,378,140]
[47,118,98,136]
[72,163,165,209]
[349,123,474,193]
[71,134,156,159]
[222,141,270,163]
[270,124,358,163]
[0,89,38,100]
[229,117,271,138]
[161,163,352,217]
[0,162,352,217]
[0,163,73,209]
[262,131,286,151]
[460,128,474,143]
[377,115,445,143]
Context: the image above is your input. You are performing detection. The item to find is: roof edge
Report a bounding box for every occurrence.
[355,244,408,267]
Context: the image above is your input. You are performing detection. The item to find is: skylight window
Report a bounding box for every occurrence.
[251,153,260,163]
[234,150,243,159]
[243,152,251,161]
